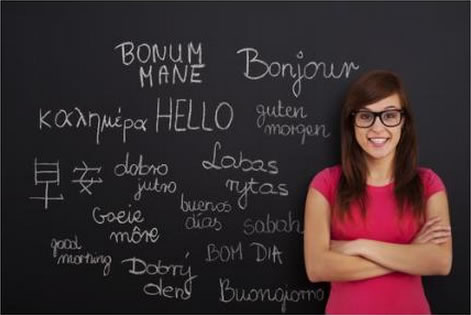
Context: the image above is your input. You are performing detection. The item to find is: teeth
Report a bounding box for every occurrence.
[369,138,388,144]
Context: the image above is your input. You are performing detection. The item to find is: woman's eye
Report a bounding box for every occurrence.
[384,111,398,119]
[359,113,372,120]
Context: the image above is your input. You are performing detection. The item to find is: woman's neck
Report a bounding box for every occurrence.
[365,155,395,186]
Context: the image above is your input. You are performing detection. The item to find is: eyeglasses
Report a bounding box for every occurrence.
[351,109,404,128]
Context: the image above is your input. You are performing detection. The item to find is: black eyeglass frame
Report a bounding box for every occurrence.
[351,109,405,128]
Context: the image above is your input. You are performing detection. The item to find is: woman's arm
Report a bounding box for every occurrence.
[304,187,394,283]
[332,191,453,276]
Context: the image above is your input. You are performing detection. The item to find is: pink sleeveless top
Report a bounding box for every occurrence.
[310,165,446,314]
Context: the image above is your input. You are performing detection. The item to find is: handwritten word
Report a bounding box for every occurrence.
[121,255,198,300]
[225,177,288,210]
[113,153,177,201]
[138,64,205,88]
[56,252,112,277]
[115,41,205,89]
[206,242,244,263]
[256,101,307,126]
[51,236,112,276]
[263,121,330,145]
[115,41,203,65]
[29,158,64,210]
[249,242,283,264]
[155,97,233,133]
[92,205,144,225]
[39,107,147,145]
[206,242,283,264]
[109,225,160,244]
[219,278,325,313]
[114,152,169,177]
[180,193,231,231]
[202,141,279,174]
[236,47,360,97]
[185,213,222,231]
[243,211,303,236]
[256,102,330,145]
[50,235,82,258]
[180,193,232,214]
[135,177,178,201]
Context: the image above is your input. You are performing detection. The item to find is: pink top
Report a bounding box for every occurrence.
[310,165,446,314]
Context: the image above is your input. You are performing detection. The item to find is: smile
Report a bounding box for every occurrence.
[368,137,389,147]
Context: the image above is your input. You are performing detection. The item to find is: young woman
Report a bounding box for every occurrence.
[303,70,452,314]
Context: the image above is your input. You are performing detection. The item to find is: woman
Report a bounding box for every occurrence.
[303,70,452,314]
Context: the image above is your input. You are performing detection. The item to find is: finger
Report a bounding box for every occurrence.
[420,227,451,242]
[419,218,442,233]
[429,226,452,233]
[422,217,442,229]
[421,230,451,243]
[420,224,451,237]
[432,231,452,239]
[431,236,452,244]
[426,232,452,244]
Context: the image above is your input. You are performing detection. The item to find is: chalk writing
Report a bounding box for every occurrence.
[155,97,234,133]
[51,236,112,276]
[180,193,232,231]
[39,107,147,145]
[92,205,160,244]
[202,141,279,174]
[219,277,325,313]
[205,242,244,263]
[29,158,64,210]
[113,152,177,201]
[205,241,283,264]
[71,161,103,195]
[243,211,303,236]
[50,235,82,258]
[249,242,283,264]
[180,193,232,214]
[109,226,160,244]
[92,205,144,225]
[114,41,205,88]
[121,254,198,300]
[256,101,330,144]
[237,47,360,97]
[184,213,223,231]
[225,177,288,210]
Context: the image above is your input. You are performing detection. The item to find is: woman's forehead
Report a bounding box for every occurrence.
[361,94,402,111]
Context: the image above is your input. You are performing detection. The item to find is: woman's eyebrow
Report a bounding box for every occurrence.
[360,105,401,111]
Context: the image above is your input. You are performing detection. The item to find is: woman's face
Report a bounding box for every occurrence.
[353,93,404,163]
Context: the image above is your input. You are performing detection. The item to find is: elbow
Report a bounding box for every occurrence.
[306,269,322,283]
[305,262,326,283]
[439,255,453,276]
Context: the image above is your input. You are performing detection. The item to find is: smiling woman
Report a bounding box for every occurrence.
[303,70,452,314]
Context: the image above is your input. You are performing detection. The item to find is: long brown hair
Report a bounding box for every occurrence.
[336,70,425,222]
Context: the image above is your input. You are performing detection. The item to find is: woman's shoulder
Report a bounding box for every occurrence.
[310,164,342,188]
[309,165,342,206]
[417,167,446,197]
[417,167,442,182]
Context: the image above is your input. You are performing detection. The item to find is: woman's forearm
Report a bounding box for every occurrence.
[308,249,394,283]
[357,239,452,276]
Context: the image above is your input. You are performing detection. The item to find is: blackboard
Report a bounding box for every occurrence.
[1,2,469,314]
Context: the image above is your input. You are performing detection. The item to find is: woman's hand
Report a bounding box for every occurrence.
[412,216,452,245]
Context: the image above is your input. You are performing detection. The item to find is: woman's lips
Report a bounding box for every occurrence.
[368,137,389,148]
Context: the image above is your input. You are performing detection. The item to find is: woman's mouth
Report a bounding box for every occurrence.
[368,137,389,148]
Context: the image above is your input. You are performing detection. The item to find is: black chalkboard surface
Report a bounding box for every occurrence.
[1,2,469,314]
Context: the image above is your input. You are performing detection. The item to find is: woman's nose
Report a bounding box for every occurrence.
[370,115,385,130]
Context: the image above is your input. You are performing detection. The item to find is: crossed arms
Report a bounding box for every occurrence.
[303,188,453,283]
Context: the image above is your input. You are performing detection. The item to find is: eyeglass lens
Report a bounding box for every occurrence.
[355,110,402,127]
